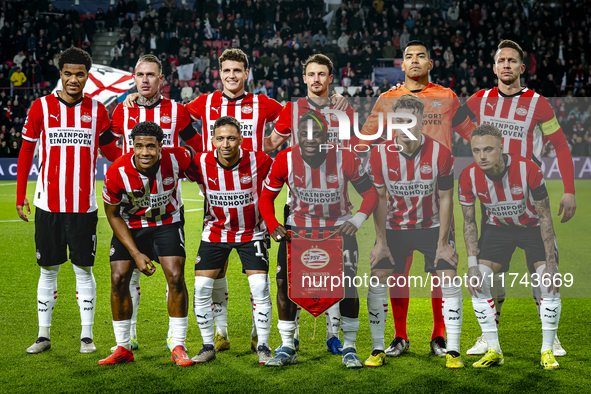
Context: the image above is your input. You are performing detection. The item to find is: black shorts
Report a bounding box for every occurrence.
[110,221,186,263]
[35,209,98,267]
[373,227,457,273]
[195,239,270,272]
[478,224,549,272]
[276,227,359,281]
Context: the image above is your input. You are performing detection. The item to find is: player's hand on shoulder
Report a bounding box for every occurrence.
[337,221,358,237]
[271,226,290,242]
[133,252,156,276]
[330,94,351,111]
[435,243,458,268]
[16,197,31,222]
[123,93,139,108]
[370,242,394,269]
[389,82,404,91]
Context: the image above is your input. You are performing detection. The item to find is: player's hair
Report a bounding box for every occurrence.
[404,40,430,58]
[57,47,92,72]
[219,48,249,70]
[495,40,524,63]
[392,94,425,118]
[471,124,502,142]
[135,54,162,75]
[298,110,328,133]
[302,54,333,76]
[213,116,242,135]
[130,121,164,143]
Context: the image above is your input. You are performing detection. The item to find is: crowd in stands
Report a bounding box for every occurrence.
[0,0,591,157]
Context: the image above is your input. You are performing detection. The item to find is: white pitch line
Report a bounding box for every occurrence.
[0,219,34,222]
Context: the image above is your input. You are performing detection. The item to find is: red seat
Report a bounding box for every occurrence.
[252,50,260,58]
[203,40,212,47]
[212,40,222,49]
[193,71,202,79]
[211,70,219,79]
[188,80,196,87]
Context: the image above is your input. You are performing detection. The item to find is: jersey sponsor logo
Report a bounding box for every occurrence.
[510,186,523,195]
[301,248,330,269]
[47,128,94,147]
[160,115,172,124]
[81,114,92,123]
[420,164,432,174]
[297,188,342,204]
[326,174,338,183]
[207,189,256,207]
[387,180,435,197]
[431,100,442,108]
[516,107,528,116]
[240,175,252,184]
[485,201,527,217]
[133,190,174,209]
[163,177,175,186]
[110,246,115,256]
[241,105,253,114]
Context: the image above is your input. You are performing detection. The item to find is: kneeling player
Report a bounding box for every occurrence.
[184,116,274,365]
[459,124,562,370]
[100,122,194,366]
[366,94,463,369]
[259,110,379,368]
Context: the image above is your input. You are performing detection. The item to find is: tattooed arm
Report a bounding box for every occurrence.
[534,197,560,294]
[462,204,481,296]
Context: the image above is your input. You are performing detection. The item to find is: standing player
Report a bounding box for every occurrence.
[110,54,203,352]
[16,47,119,354]
[354,40,472,357]
[184,116,274,365]
[259,110,379,368]
[365,94,463,369]
[457,40,575,356]
[459,124,562,370]
[100,121,194,366]
[265,54,357,354]
[126,48,284,352]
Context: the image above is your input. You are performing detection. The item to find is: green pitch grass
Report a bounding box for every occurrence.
[0,180,589,393]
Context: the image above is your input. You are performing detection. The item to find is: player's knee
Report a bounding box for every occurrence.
[39,265,60,282]
[248,274,271,302]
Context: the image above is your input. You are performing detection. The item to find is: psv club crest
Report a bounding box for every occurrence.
[241,105,253,114]
[301,248,330,269]
[420,164,432,174]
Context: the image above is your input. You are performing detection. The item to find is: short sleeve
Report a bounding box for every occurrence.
[185,152,206,183]
[273,102,293,137]
[264,151,288,192]
[102,165,122,205]
[185,95,205,121]
[22,99,43,142]
[527,161,546,190]
[265,96,284,122]
[368,144,385,187]
[96,102,111,135]
[458,167,475,206]
[171,147,193,174]
[343,149,364,183]
[437,145,455,178]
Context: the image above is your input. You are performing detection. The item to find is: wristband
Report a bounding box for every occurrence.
[347,212,368,230]
[468,256,478,268]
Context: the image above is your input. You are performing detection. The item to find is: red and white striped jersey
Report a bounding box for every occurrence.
[102,147,192,228]
[458,154,546,228]
[368,135,454,230]
[466,88,559,161]
[185,91,283,151]
[185,149,273,243]
[111,98,192,152]
[21,93,111,213]
[273,98,356,146]
[264,145,365,228]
